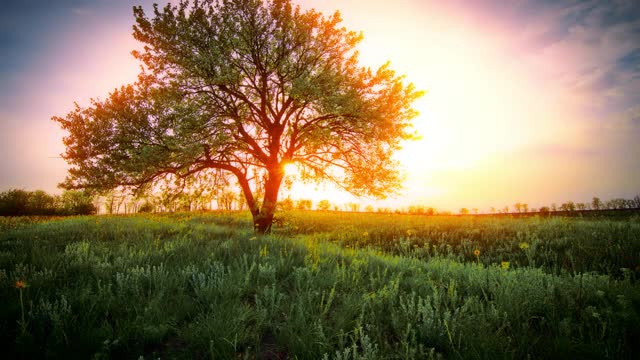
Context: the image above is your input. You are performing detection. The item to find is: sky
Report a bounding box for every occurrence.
[1,0,639,212]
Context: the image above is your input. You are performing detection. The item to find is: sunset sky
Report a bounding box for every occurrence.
[1,0,639,211]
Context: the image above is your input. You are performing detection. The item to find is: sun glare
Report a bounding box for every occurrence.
[283,162,298,176]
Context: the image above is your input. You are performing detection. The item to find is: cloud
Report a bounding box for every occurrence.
[613,105,640,129]
[524,1,640,113]
[446,0,640,117]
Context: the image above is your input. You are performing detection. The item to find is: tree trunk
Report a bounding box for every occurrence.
[253,167,284,234]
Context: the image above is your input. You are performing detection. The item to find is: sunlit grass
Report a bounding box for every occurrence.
[0,212,638,358]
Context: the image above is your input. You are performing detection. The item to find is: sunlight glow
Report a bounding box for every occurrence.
[283,162,298,176]
[6,0,633,213]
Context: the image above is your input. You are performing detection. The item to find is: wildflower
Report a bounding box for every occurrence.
[501,261,510,270]
[473,249,480,257]
[15,279,28,335]
[362,231,369,238]
[406,229,415,237]
[519,242,529,250]
[249,236,257,241]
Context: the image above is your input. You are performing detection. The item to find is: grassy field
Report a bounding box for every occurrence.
[1,211,639,359]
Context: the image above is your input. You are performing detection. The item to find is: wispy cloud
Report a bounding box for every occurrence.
[519,1,640,114]
[447,0,640,117]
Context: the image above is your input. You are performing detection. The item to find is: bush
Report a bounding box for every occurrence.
[0,189,96,216]
[0,189,31,216]
[138,202,155,213]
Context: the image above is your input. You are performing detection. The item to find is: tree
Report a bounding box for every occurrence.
[59,190,97,215]
[0,189,95,216]
[317,199,331,211]
[53,0,422,233]
[278,197,294,211]
[346,203,360,212]
[408,205,426,215]
[217,190,237,211]
[459,207,469,215]
[633,195,640,208]
[27,190,58,215]
[138,202,155,213]
[0,189,37,216]
[295,199,312,211]
[560,201,576,212]
[591,197,602,210]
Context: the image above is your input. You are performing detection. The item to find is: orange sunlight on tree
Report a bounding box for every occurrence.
[53,0,422,233]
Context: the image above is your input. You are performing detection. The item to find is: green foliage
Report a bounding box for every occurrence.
[278,197,295,212]
[52,0,423,233]
[275,211,640,277]
[0,189,36,216]
[0,189,96,216]
[137,202,155,213]
[296,199,313,211]
[318,200,332,211]
[1,212,639,358]
[59,190,97,215]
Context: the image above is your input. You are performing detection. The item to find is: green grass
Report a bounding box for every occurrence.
[1,211,639,359]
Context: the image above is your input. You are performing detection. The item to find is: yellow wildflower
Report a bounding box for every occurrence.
[501,261,510,270]
[362,231,369,238]
[406,229,415,237]
[519,242,529,250]
[473,249,480,257]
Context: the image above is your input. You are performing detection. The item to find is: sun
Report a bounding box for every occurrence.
[283,162,298,176]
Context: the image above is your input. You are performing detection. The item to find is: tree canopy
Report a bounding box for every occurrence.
[53,0,422,233]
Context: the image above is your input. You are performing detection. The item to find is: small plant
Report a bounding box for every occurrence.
[1,211,639,358]
[474,249,481,265]
[15,279,28,335]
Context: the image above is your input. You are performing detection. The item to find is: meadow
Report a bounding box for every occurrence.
[1,211,639,359]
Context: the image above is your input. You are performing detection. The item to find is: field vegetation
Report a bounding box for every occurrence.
[0,189,96,216]
[1,211,639,359]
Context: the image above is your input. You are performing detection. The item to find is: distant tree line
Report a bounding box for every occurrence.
[4,186,637,217]
[0,189,97,216]
[457,195,640,215]
[369,195,640,216]
[505,196,640,215]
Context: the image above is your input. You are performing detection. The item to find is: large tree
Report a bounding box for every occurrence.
[54,0,422,233]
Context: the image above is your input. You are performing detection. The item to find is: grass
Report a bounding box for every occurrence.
[1,211,639,359]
